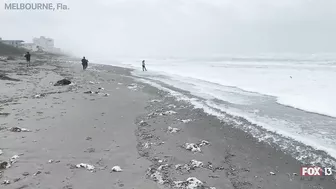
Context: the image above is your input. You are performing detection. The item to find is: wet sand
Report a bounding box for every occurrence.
[0,55,335,189]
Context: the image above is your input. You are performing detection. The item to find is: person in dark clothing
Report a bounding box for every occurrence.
[142,60,147,71]
[24,52,31,67]
[81,56,88,70]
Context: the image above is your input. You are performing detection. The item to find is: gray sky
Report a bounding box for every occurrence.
[1,0,336,59]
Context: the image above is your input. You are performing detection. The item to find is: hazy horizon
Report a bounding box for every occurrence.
[1,0,336,59]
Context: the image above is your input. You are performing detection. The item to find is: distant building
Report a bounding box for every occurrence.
[33,36,54,51]
[22,43,38,51]
[0,36,62,53]
[0,37,24,48]
[32,36,61,53]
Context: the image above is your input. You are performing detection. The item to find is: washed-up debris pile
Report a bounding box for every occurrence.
[9,127,31,132]
[168,126,180,133]
[184,140,210,153]
[54,79,71,86]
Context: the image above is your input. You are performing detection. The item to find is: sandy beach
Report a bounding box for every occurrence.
[0,54,335,189]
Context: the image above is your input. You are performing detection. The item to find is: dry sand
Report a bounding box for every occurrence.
[0,55,335,189]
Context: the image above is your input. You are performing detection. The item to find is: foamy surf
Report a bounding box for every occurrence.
[130,71,336,171]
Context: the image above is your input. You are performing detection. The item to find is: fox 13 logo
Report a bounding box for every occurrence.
[301,167,333,176]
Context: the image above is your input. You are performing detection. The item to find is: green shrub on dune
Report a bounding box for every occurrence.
[0,42,26,56]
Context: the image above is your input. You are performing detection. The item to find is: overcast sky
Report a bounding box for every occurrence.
[1,0,336,59]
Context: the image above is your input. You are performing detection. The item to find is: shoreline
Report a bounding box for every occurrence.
[130,71,336,188]
[0,55,335,188]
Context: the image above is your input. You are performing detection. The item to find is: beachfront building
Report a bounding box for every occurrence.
[32,36,61,53]
[0,37,24,48]
[33,36,54,51]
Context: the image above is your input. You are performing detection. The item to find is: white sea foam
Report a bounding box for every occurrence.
[106,55,336,165]
[117,56,336,117]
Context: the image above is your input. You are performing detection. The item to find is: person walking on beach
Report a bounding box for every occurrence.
[81,56,88,70]
[24,52,31,67]
[142,60,147,71]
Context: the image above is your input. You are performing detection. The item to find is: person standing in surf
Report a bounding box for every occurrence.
[81,56,88,70]
[142,60,147,71]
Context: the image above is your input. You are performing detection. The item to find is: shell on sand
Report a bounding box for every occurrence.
[10,155,19,164]
[168,126,180,133]
[76,163,95,171]
[190,160,203,168]
[111,166,123,172]
[174,177,203,189]
[185,143,201,152]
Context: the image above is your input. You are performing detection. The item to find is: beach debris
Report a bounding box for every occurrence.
[103,93,110,96]
[0,74,20,81]
[128,84,138,91]
[190,160,203,168]
[89,81,99,84]
[147,112,157,118]
[157,164,169,171]
[0,161,10,169]
[84,91,93,94]
[111,166,123,172]
[0,149,3,155]
[157,141,165,145]
[160,110,177,116]
[0,56,7,61]
[144,142,152,149]
[167,104,177,108]
[98,87,104,90]
[175,160,203,172]
[10,155,19,164]
[168,126,180,133]
[9,127,31,132]
[150,99,161,103]
[76,163,95,171]
[34,94,46,98]
[174,177,203,189]
[181,119,192,123]
[86,136,92,141]
[33,171,42,176]
[2,180,10,185]
[48,159,54,163]
[0,113,10,117]
[209,175,220,178]
[185,143,201,152]
[199,140,210,146]
[22,172,30,176]
[54,79,71,86]
[149,169,165,185]
[175,164,183,170]
[270,171,276,175]
[139,120,149,127]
